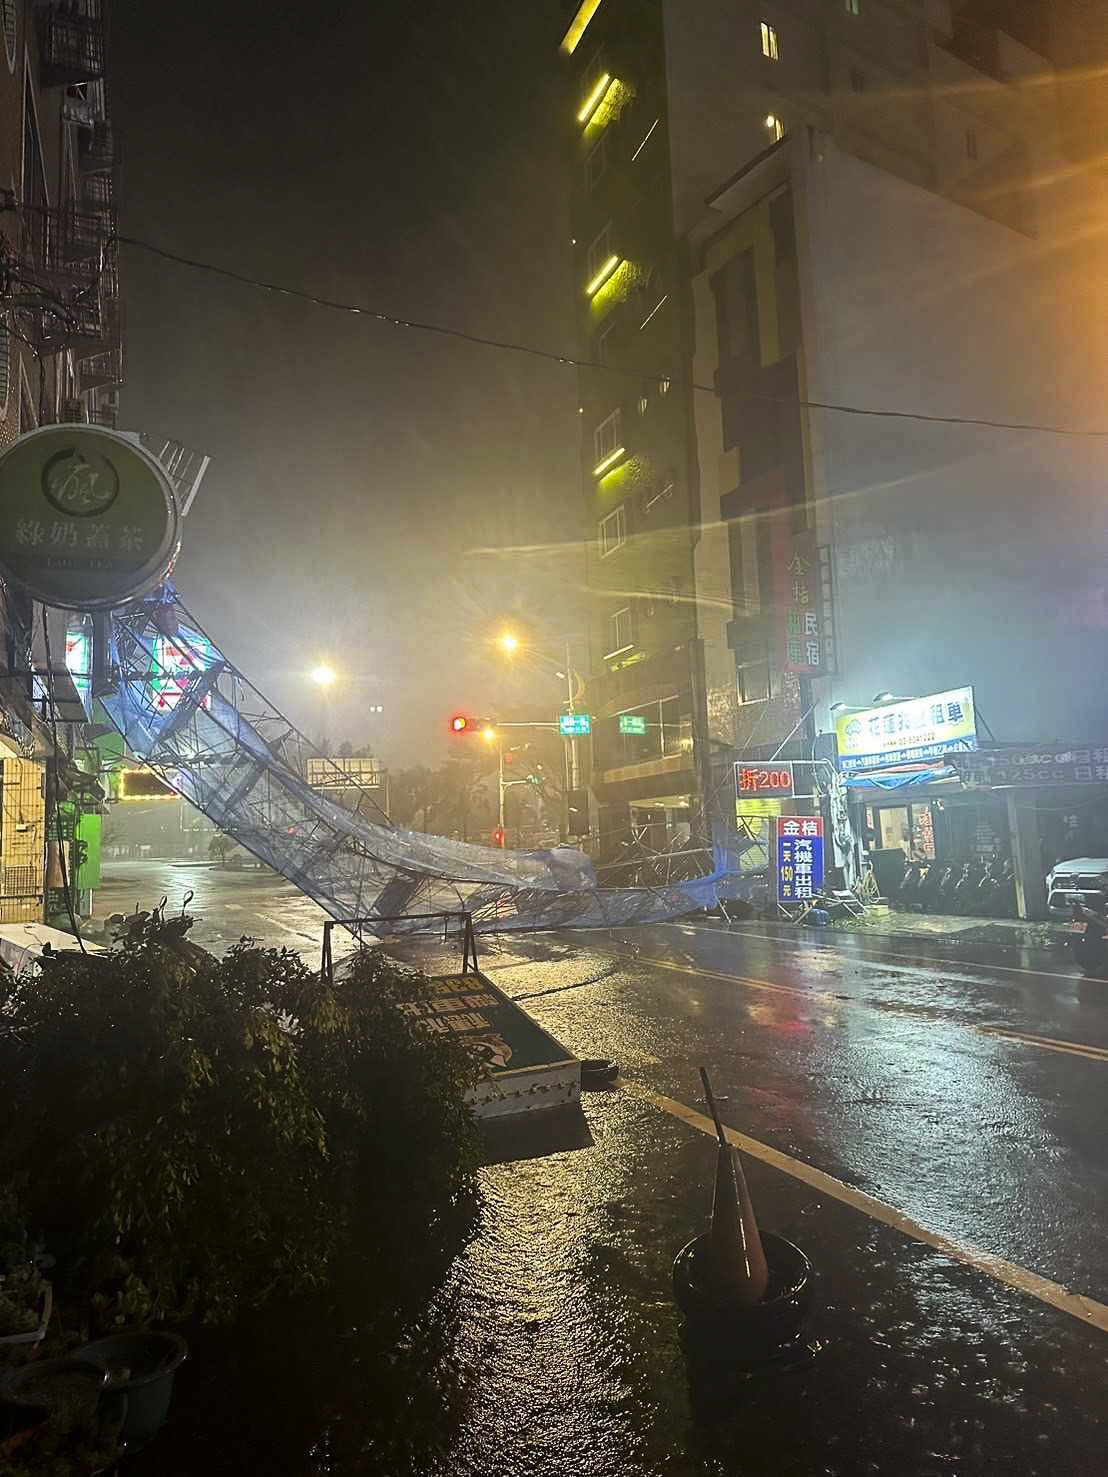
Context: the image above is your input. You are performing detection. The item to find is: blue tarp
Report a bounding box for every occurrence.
[843,767,956,792]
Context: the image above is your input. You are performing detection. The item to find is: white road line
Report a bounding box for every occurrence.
[659,920,1103,987]
[626,1083,1108,1337]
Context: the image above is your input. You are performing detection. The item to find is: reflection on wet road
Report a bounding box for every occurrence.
[99,862,1107,1474]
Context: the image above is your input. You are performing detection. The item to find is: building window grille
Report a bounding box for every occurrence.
[594,408,622,465]
[599,504,627,558]
[610,606,634,654]
[845,0,861,15]
[760,22,779,61]
[586,222,614,282]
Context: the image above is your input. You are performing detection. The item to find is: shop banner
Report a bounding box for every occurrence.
[774,527,828,677]
[736,761,794,799]
[955,745,1108,788]
[835,687,977,773]
[777,816,824,903]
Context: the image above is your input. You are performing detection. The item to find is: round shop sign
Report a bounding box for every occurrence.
[0,426,180,610]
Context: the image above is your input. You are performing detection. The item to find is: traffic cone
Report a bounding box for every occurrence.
[700,1068,768,1306]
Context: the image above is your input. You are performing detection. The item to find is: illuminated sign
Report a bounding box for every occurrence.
[64,622,92,717]
[619,714,647,735]
[777,816,824,903]
[560,713,591,737]
[151,630,215,713]
[835,687,977,773]
[736,762,794,798]
[120,767,176,799]
[307,756,383,790]
[0,426,180,610]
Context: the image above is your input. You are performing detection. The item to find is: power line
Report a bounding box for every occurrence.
[115,233,1108,441]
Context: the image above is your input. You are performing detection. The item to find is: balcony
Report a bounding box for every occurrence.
[78,120,113,175]
[935,17,1001,83]
[78,344,123,393]
[37,5,105,88]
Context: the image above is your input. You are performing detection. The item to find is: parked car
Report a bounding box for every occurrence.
[1045,857,1108,916]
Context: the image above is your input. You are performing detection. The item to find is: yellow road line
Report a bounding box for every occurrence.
[982,1027,1108,1063]
[661,920,1106,987]
[601,947,1108,1065]
[625,1082,1108,1337]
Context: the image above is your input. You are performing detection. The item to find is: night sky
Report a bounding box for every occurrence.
[110,0,580,765]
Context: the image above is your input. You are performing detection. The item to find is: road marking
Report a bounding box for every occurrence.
[625,1082,1108,1337]
[599,947,1108,1065]
[660,920,1106,987]
[981,1027,1108,1063]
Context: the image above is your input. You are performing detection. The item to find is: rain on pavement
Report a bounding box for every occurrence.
[98,861,1107,1476]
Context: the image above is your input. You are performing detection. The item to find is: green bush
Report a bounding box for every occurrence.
[0,920,480,1327]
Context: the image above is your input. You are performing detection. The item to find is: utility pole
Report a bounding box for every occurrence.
[497,738,505,846]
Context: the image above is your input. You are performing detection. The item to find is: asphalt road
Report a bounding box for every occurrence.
[98,861,1107,1475]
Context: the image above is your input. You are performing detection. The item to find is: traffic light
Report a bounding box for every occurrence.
[449,714,494,736]
[491,826,505,848]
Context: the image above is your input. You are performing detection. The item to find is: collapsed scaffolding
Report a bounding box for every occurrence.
[100,586,733,935]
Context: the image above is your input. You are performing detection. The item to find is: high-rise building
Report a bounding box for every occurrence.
[559,0,707,863]
[560,1,1108,912]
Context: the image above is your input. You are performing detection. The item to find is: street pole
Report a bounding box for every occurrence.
[498,739,505,847]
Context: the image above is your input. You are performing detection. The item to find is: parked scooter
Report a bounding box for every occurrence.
[1070,899,1108,975]
[950,860,985,915]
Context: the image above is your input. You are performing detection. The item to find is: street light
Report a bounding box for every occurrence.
[498,632,521,655]
[311,663,337,688]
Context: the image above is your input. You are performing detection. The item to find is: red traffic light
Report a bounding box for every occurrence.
[450,714,470,734]
[491,827,505,848]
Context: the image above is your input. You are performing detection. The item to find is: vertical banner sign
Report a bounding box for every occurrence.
[777,816,824,904]
[775,528,827,677]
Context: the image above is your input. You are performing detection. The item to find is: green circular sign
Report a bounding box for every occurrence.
[0,426,180,610]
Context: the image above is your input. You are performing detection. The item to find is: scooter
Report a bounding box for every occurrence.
[950,861,985,915]
[1069,900,1108,975]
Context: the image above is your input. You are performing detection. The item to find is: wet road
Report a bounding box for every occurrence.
[99,862,1107,1475]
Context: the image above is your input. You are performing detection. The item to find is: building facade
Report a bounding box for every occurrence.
[0,0,119,923]
[560,0,708,863]
[560,0,1108,914]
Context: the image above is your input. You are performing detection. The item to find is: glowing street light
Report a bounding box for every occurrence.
[482,726,498,743]
[311,663,337,688]
[498,632,521,656]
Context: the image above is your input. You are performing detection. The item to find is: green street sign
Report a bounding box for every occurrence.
[619,714,647,735]
[0,426,180,610]
[559,713,591,737]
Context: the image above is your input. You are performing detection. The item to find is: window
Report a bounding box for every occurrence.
[845,0,861,14]
[22,77,47,259]
[2,0,16,72]
[593,408,622,465]
[596,322,616,365]
[609,606,634,655]
[765,113,785,143]
[599,504,627,558]
[585,136,607,191]
[850,68,866,93]
[712,248,760,365]
[737,647,771,704]
[586,222,614,282]
[636,393,648,417]
[0,325,9,415]
[658,376,671,395]
[760,21,779,60]
[18,366,36,434]
[966,127,978,160]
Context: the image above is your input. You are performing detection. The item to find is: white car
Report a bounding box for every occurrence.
[1046,857,1108,916]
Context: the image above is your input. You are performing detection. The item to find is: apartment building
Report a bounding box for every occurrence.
[0,0,119,922]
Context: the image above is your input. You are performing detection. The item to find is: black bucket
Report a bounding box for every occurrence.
[673,1230,813,1369]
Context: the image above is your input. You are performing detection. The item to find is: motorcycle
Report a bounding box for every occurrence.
[1068,900,1108,975]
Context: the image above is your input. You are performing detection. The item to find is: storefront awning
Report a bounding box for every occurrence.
[844,766,956,792]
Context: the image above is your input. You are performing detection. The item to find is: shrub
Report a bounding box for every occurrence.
[0,919,479,1327]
